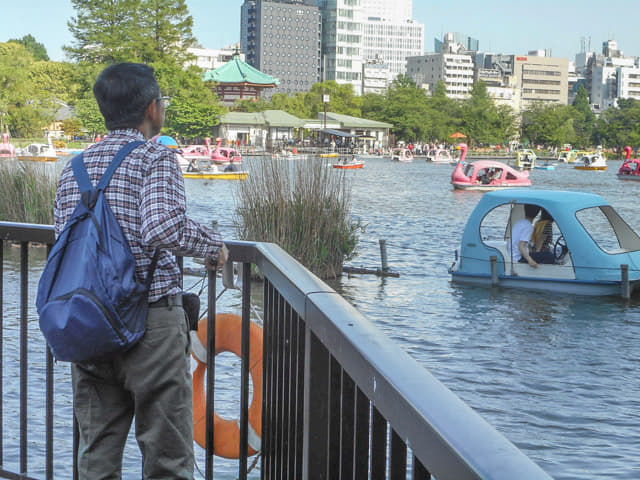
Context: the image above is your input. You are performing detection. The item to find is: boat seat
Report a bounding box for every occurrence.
[484,240,575,279]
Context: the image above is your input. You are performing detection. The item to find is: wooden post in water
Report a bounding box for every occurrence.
[379,239,389,272]
[490,256,499,286]
[621,264,630,300]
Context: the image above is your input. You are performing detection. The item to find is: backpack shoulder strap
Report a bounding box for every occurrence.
[71,154,93,193]
[97,140,146,191]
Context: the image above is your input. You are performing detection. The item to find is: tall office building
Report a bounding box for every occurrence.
[319,0,423,95]
[434,32,479,53]
[241,0,322,97]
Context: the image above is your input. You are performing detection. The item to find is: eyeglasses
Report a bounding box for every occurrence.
[157,96,171,108]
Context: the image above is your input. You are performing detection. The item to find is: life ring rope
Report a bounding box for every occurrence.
[191,313,263,458]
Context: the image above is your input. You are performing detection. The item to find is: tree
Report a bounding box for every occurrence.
[460,81,517,147]
[571,84,595,148]
[65,0,145,63]
[8,34,49,61]
[75,95,106,137]
[65,0,196,65]
[155,64,223,140]
[521,103,576,147]
[595,99,640,150]
[138,0,196,64]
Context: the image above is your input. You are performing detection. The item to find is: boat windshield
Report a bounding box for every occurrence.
[576,206,640,253]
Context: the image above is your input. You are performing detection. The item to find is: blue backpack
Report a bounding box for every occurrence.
[37,141,158,363]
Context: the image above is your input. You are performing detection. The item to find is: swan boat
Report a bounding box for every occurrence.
[449,189,640,296]
[391,148,414,162]
[451,144,531,191]
[425,148,454,164]
[0,133,16,159]
[574,148,607,171]
[617,146,640,180]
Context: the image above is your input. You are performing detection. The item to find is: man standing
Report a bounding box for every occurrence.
[54,63,227,479]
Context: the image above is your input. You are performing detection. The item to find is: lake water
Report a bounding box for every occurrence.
[3,154,640,479]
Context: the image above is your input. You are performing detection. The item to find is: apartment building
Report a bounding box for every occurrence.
[241,0,322,97]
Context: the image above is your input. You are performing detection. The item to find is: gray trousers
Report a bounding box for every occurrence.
[72,304,193,480]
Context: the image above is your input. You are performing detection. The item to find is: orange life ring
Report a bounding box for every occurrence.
[191,313,263,458]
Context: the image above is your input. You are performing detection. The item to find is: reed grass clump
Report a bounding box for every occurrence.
[234,156,363,278]
[0,161,57,224]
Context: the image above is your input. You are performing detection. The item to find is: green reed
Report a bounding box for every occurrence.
[234,156,363,279]
[0,161,56,224]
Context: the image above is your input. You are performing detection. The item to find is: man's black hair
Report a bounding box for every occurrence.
[524,204,541,219]
[93,63,160,131]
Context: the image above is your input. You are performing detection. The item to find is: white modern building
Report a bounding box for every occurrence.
[617,67,640,101]
[361,58,393,94]
[186,46,245,71]
[406,34,474,99]
[318,0,424,95]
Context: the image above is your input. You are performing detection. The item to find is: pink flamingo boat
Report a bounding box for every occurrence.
[451,143,531,191]
[0,133,16,159]
[617,146,640,180]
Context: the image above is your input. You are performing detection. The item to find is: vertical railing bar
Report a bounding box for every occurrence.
[353,387,369,480]
[281,304,291,478]
[412,455,431,480]
[389,428,407,479]
[266,284,274,480]
[20,242,28,475]
[370,405,387,480]
[327,357,341,478]
[205,269,217,480]
[287,309,299,478]
[238,262,252,479]
[45,243,54,480]
[267,282,278,480]
[294,313,305,479]
[73,414,79,480]
[0,240,3,464]
[274,293,285,477]
[301,331,329,479]
[340,372,356,480]
[261,281,272,480]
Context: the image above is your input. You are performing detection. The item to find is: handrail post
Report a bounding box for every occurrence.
[490,255,499,286]
[621,264,630,300]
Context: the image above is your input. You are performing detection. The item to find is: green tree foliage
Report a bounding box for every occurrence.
[75,94,106,137]
[0,43,52,136]
[380,76,430,141]
[594,98,640,150]
[571,84,595,147]
[460,81,516,146]
[30,61,81,105]
[8,34,49,61]
[138,0,196,64]
[521,103,576,147]
[65,0,196,65]
[65,0,142,63]
[155,64,223,140]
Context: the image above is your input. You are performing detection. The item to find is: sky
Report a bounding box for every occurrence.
[2,0,640,63]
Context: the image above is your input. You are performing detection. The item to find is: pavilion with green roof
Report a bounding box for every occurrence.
[202,54,279,106]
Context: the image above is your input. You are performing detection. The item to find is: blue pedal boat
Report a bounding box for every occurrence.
[449,189,640,296]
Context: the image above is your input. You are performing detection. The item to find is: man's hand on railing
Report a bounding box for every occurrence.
[205,244,228,271]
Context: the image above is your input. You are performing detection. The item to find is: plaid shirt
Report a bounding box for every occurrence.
[54,129,223,302]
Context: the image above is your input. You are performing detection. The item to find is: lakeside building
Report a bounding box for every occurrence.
[202,54,279,106]
[240,0,322,97]
[318,0,423,95]
[185,46,245,71]
[406,33,475,99]
[215,109,391,149]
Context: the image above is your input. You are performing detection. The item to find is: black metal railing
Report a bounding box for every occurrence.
[0,221,552,479]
